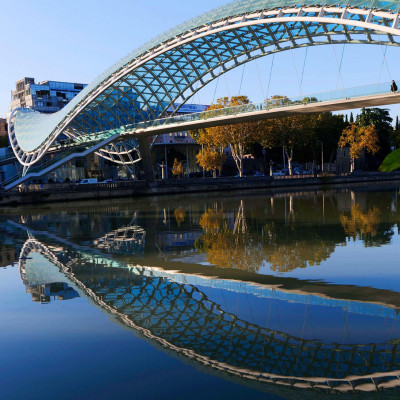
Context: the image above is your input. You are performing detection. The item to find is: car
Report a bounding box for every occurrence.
[234,174,247,178]
[253,172,265,177]
[101,179,113,183]
[77,178,98,185]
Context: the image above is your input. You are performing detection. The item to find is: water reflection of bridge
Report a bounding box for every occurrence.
[18,235,400,394]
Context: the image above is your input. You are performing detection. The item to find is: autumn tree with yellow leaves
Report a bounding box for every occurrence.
[196,147,226,178]
[338,123,380,172]
[171,158,184,178]
[191,96,260,177]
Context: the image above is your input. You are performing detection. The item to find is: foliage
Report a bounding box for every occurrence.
[390,116,400,149]
[191,96,259,177]
[340,204,381,245]
[356,108,392,157]
[196,148,226,177]
[171,158,184,178]
[258,109,319,174]
[174,208,186,226]
[338,123,380,162]
[379,148,400,172]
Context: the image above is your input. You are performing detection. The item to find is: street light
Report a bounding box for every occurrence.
[316,140,324,173]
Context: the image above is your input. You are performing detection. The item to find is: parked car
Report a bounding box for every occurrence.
[101,179,113,183]
[253,171,265,177]
[77,178,98,185]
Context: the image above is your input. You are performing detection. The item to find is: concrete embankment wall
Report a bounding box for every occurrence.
[1,172,400,207]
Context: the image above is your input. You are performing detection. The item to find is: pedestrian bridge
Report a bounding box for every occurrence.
[3,82,400,191]
[5,0,400,190]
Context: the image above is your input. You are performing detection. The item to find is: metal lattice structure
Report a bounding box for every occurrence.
[18,237,400,393]
[8,0,400,170]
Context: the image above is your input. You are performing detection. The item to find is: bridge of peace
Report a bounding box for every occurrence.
[3,0,400,190]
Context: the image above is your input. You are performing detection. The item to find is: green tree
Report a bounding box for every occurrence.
[389,116,400,150]
[259,111,320,175]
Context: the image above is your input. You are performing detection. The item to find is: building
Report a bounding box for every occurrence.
[10,77,87,114]
[8,77,209,182]
[0,118,7,138]
[152,103,208,178]
[0,118,7,149]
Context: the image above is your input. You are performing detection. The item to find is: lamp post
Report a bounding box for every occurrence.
[262,148,267,174]
[316,140,324,173]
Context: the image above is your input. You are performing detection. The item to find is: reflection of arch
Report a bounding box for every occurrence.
[9,1,400,167]
[19,236,400,393]
[93,225,146,255]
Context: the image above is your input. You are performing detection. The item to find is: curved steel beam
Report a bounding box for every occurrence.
[9,4,400,167]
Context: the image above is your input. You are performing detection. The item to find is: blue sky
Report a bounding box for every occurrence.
[1,0,400,121]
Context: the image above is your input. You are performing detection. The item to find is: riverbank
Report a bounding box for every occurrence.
[1,171,400,206]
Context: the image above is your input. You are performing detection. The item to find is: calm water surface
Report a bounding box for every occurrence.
[1,187,400,400]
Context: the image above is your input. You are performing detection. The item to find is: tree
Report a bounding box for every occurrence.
[171,158,184,178]
[338,123,380,172]
[356,108,392,158]
[389,115,400,150]
[379,148,400,172]
[258,109,319,175]
[196,147,226,178]
[191,96,259,177]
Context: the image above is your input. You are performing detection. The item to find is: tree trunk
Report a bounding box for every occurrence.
[213,169,217,178]
[239,143,244,177]
[285,148,293,176]
[230,144,243,177]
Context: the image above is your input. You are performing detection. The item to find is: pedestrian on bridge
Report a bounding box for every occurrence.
[391,80,398,92]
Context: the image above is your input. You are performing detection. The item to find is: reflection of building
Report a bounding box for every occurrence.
[156,231,202,252]
[10,77,87,113]
[25,282,79,304]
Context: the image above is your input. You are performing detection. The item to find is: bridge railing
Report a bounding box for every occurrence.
[127,80,397,132]
[1,130,119,189]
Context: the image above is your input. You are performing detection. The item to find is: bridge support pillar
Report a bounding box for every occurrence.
[138,137,155,182]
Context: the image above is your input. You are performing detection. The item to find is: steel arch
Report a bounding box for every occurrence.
[9,1,400,167]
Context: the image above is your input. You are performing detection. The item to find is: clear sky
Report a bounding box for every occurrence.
[1,0,400,121]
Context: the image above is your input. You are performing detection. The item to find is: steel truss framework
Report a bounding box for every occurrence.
[8,0,400,168]
[19,237,400,393]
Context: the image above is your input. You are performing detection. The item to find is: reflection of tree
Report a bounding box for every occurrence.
[174,208,186,227]
[266,241,336,273]
[196,204,264,273]
[199,208,225,232]
[340,204,382,245]
[196,202,337,273]
[262,222,336,273]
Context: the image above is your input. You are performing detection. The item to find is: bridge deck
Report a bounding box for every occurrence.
[3,83,400,191]
[127,91,400,138]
